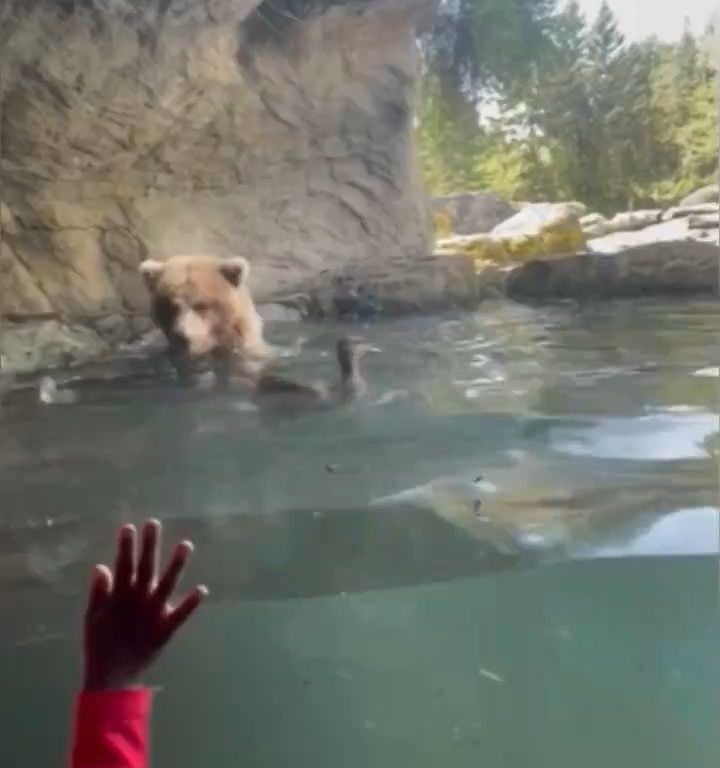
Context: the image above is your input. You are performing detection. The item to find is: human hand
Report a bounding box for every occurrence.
[83,519,208,690]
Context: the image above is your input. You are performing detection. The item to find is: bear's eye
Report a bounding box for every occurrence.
[154,296,178,327]
[192,301,212,314]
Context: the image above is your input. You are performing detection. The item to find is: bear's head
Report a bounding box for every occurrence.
[139,255,268,380]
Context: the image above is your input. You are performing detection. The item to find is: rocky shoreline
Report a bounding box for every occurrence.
[3,189,719,373]
[268,189,718,319]
[0,0,717,373]
[3,230,717,374]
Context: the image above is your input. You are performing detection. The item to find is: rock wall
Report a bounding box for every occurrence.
[0,0,434,361]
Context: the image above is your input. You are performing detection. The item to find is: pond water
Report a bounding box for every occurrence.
[0,298,718,767]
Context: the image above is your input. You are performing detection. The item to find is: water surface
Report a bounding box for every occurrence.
[0,299,717,767]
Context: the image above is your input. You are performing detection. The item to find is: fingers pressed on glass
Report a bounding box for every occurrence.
[162,585,208,642]
[153,540,194,607]
[136,519,161,593]
[86,564,113,618]
[114,524,137,595]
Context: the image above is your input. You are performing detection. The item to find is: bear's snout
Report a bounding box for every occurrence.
[172,309,215,357]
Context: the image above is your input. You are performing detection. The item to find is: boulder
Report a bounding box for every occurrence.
[580,213,611,238]
[588,216,714,253]
[490,203,587,257]
[510,200,588,218]
[503,241,719,300]
[273,251,479,318]
[435,234,512,264]
[679,184,719,207]
[491,203,586,236]
[435,203,587,272]
[687,213,719,230]
[581,209,662,238]
[431,192,517,235]
[663,203,719,221]
[0,320,109,374]
[0,0,433,368]
[607,210,663,231]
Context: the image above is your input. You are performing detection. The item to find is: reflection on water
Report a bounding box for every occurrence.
[580,506,719,558]
[0,299,718,767]
[552,412,716,460]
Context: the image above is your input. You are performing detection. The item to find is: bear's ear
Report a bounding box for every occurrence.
[219,257,250,287]
[138,260,165,290]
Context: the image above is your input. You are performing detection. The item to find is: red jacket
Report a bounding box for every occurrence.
[70,690,151,768]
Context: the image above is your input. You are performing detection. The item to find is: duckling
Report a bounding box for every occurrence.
[254,336,380,409]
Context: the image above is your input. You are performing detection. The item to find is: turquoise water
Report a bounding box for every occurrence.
[0,299,718,766]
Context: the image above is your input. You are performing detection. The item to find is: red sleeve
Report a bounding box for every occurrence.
[69,689,152,768]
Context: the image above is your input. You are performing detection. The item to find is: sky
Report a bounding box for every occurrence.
[576,0,718,41]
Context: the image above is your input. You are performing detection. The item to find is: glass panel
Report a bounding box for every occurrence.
[1,2,718,767]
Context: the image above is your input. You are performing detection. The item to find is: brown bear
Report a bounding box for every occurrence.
[139,254,273,387]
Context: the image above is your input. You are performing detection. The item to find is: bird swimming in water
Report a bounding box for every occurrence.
[253,336,380,411]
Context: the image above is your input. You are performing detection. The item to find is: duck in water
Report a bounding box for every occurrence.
[253,336,380,412]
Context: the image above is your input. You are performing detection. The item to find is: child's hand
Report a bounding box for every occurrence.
[83,519,208,690]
